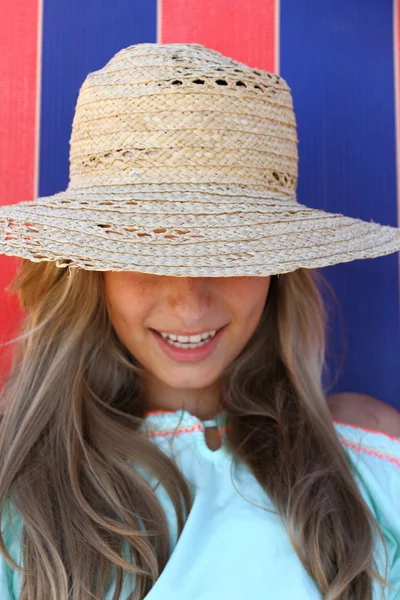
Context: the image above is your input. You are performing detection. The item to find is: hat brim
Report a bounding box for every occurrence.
[0,186,399,277]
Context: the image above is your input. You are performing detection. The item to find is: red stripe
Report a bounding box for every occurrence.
[159,0,278,73]
[0,1,40,375]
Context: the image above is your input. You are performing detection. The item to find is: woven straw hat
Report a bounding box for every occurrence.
[1,42,399,277]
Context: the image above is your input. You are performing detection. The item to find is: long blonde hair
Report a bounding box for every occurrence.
[0,260,391,599]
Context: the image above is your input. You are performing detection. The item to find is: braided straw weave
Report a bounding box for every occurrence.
[0,42,399,276]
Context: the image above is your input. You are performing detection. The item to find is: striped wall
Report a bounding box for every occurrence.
[280,0,400,408]
[0,0,42,374]
[0,0,399,409]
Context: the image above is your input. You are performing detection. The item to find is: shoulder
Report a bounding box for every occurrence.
[0,498,23,599]
[327,392,400,438]
[0,498,23,560]
[332,419,400,511]
[332,419,400,596]
[328,393,400,514]
[333,419,400,470]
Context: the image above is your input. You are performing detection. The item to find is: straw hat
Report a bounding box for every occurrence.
[0,42,399,277]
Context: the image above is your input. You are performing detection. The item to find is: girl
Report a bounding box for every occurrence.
[0,42,399,600]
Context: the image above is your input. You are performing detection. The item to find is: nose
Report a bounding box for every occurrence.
[165,277,214,311]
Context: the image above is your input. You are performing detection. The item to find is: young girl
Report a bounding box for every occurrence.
[0,42,399,600]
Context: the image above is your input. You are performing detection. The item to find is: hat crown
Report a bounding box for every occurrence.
[68,43,298,198]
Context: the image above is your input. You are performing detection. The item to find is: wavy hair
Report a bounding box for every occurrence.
[0,259,391,599]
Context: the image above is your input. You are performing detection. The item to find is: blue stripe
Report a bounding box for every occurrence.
[280,0,400,409]
[39,0,157,196]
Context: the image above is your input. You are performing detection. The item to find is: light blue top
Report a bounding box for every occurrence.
[1,409,399,599]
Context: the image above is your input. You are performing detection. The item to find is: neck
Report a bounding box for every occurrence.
[143,375,223,421]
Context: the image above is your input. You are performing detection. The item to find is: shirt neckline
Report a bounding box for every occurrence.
[139,408,230,459]
[141,408,228,433]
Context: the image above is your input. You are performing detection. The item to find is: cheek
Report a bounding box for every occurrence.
[104,278,141,341]
[106,299,146,357]
[232,279,271,322]
[104,280,160,364]
[106,297,130,341]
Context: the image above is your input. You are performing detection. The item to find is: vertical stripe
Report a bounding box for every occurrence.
[275,0,281,75]
[394,0,400,296]
[281,0,400,410]
[34,0,44,200]
[0,0,42,374]
[157,0,163,46]
[159,0,278,73]
[39,0,157,199]
[0,1,40,205]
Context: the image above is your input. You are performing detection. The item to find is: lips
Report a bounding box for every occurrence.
[150,325,227,363]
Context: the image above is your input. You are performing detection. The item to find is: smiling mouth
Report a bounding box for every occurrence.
[150,325,226,338]
[149,324,227,360]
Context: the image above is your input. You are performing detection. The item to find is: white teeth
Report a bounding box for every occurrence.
[159,329,217,343]
[165,337,213,349]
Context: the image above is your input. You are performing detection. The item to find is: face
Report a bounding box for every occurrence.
[103,272,271,417]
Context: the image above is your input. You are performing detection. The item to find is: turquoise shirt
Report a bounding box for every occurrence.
[1,409,399,598]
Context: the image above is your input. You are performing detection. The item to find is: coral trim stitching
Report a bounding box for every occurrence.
[338,439,400,469]
[141,417,400,467]
[141,424,231,438]
[333,419,400,443]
